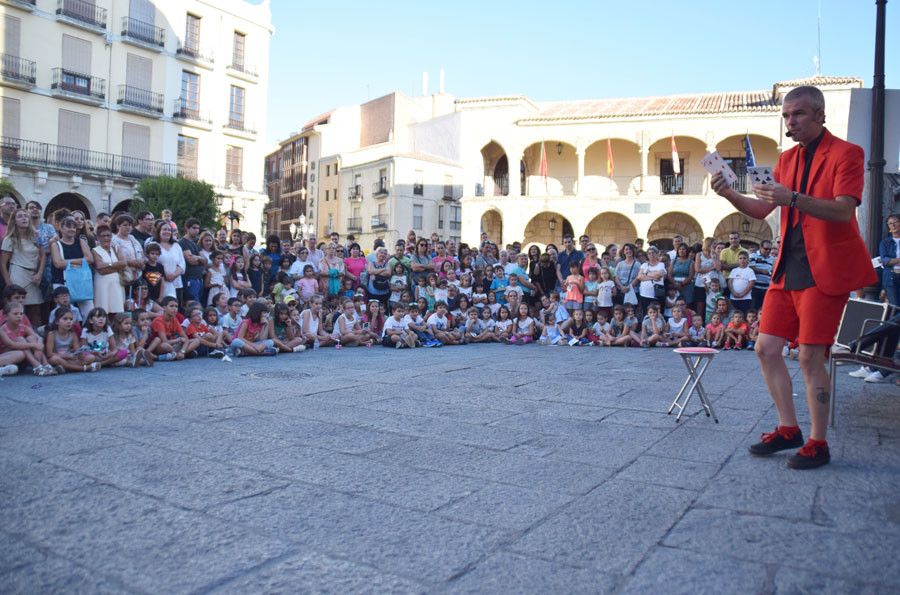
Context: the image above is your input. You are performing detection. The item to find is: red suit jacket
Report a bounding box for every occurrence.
[772,129,876,296]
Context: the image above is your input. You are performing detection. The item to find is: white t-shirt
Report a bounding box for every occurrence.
[331,312,359,339]
[426,313,450,331]
[381,316,408,338]
[729,266,757,300]
[639,262,667,298]
[288,258,318,278]
[402,314,424,329]
[668,316,688,335]
[597,280,615,307]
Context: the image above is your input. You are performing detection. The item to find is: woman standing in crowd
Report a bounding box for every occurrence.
[91,225,127,314]
[637,246,666,314]
[668,242,695,304]
[343,242,367,289]
[154,223,185,299]
[693,237,718,318]
[1,208,45,325]
[51,215,94,318]
[111,214,145,303]
[320,242,345,298]
[366,246,392,307]
[71,210,96,248]
[614,243,640,307]
[410,238,436,286]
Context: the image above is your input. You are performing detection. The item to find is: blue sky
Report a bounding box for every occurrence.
[265,0,898,146]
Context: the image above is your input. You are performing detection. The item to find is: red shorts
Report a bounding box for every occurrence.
[759,286,848,345]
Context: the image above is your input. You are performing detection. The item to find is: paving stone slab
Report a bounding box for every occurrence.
[361,395,518,425]
[0,553,133,594]
[0,451,97,508]
[514,424,670,468]
[438,483,575,531]
[620,545,768,595]
[509,478,695,573]
[695,473,817,521]
[208,483,508,582]
[772,566,888,595]
[445,551,616,594]
[212,550,428,594]
[647,426,747,464]
[615,455,720,491]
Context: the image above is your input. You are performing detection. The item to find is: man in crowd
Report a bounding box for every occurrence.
[179,218,206,302]
[667,234,684,261]
[719,231,744,293]
[132,211,155,244]
[749,239,774,310]
[713,85,876,469]
[556,235,584,287]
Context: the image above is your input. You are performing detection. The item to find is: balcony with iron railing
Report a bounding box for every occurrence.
[449,221,461,231]
[56,0,107,32]
[371,213,388,229]
[348,185,363,201]
[372,178,388,197]
[1,54,36,88]
[347,217,362,232]
[176,43,214,68]
[224,117,257,138]
[117,85,164,116]
[51,68,105,104]
[172,98,212,127]
[176,163,197,180]
[0,136,177,180]
[121,16,165,49]
[443,184,455,201]
[226,60,259,82]
[2,0,36,11]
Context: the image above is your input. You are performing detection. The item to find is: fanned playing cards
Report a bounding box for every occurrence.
[747,166,774,186]
[700,151,737,185]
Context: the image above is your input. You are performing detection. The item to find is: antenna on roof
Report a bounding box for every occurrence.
[815,0,822,75]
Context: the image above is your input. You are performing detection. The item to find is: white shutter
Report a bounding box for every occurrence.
[58,109,90,149]
[126,53,152,89]
[129,0,155,23]
[3,16,21,56]
[3,98,21,138]
[61,35,91,74]
[122,123,150,159]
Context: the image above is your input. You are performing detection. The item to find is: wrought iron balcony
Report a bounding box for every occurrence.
[348,185,362,201]
[347,217,362,232]
[227,61,258,78]
[0,136,177,180]
[660,174,705,195]
[443,184,455,201]
[121,16,165,47]
[372,178,388,197]
[56,0,107,30]
[2,0,36,11]
[172,98,211,124]
[449,221,461,231]
[51,68,105,102]
[176,163,197,180]
[371,214,388,229]
[1,54,36,86]
[117,85,164,114]
[176,43,214,65]
[225,118,256,135]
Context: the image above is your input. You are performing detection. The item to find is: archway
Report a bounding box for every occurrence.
[647,135,707,194]
[480,141,509,196]
[583,139,641,195]
[480,209,503,245]
[584,212,638,251]
[219,209,243,231]
[522,141,577,196]
[523,211,573,247]
[44,192,91,221]
[714,213,774,251]
[715,134,780,193]
[112,199,135,215]
[647,212,703,250]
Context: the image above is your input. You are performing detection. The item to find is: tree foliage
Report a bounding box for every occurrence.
[0,178,16,199]
[133,176,219,230]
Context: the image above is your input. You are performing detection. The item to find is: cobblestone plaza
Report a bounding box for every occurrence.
[1,346,898,593]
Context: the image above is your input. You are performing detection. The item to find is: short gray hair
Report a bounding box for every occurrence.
[784,85,825,111]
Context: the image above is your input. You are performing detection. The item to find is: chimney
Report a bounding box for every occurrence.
[439,69,445,94]
[421,71,429,96]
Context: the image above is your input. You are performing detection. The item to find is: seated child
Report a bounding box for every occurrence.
[705,313,726,348]
[724,310,749,350]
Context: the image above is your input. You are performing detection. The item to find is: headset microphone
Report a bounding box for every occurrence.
[785,130,793,138]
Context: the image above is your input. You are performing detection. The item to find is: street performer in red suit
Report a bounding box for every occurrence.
[712,85,876,469]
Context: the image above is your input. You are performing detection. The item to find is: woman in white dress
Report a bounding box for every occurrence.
[91,225,127,314]
[151,222,184,299]
[110,214,145,304]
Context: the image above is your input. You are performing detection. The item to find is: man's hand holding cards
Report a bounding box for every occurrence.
[701,151,737,186]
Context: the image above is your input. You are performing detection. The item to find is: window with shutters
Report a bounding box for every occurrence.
[438,205,444,230]
[228,85,245,129]
[57,109,90,169]
[225,145,243,189]
[177,134,198,179]
[2,98,20,160]
[413,205,423,230]
[180,70,199,116]
[62,34,91,75]
[5,16,21,56]
[184,14,200,54]
[231,32,245,70]
[413,170,424,195]
[122,122,150,176]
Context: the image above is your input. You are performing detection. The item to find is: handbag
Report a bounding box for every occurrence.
[654,283,667,301]
[117,237,139,286]
[620,261,639,305]
[63,261,94,302]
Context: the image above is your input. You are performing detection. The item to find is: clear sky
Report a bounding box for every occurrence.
[265,0,898,146]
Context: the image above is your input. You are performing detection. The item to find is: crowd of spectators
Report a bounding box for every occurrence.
[0,195,895,378]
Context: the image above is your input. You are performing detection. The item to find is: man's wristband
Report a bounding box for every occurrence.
[790,191,799,209]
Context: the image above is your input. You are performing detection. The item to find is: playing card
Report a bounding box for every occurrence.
[747,166,774,186]
[700,151,737,185]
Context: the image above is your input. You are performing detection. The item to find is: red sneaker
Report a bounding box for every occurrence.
[748,426,804,456]
[787,439,830,469]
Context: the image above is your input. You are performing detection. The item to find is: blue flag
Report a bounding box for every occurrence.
[743,134,756,167]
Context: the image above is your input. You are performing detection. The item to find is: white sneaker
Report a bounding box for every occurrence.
[782,346,790,357]
[292,345,306,353]
[221,354,233,363]
[864,370,886,383]
[0,364,18,376]
[848,366,872,378]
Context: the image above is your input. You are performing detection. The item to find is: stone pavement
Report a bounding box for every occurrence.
[1,345,898,594]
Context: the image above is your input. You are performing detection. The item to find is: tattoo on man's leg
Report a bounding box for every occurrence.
[816,387,829,404]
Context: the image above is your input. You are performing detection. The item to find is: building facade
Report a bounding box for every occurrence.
[0,0,272,234]
[270,76,896,252]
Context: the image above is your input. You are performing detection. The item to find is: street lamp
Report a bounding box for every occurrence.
[741,218,751,234]
[548,217,557,232]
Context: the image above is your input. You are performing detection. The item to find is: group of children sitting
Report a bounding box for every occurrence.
[0,271,761,377]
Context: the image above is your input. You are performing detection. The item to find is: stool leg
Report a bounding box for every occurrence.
[693,358,718,422]
[669,359,695,415]
[675,357,703,422]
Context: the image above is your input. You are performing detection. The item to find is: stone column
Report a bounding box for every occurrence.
[575,148,585,196]
[508,153,522,197]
